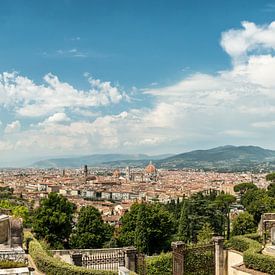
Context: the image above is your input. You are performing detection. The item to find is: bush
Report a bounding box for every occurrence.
[0,260,26,269]
[24,232,117,275]
[146,253,172,275]
[228,234,275,274]
[243,233,262,242]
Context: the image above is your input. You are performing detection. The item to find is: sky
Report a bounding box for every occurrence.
[1,0,275,165]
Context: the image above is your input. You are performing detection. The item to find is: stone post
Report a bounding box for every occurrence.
[124,246,137,272]
[118,266,130,275]
[213,236,224,275]
[171,241,185,275]
[72,253,83,267]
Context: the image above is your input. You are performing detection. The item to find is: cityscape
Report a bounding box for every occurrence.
[1,1,275,275]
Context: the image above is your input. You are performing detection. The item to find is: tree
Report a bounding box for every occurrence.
[234,182,257,194]
[70,206,112,249]
[232,212,256,236]
[267,183,275,198]
[118,203,175,254]
[33,193,76,248]
[134,204,150,253]
[177,200,191,243]
[213,193,236,240]
[197,222,213,244]
[242,189,275,224]
[266,172,275,182]
[13,205,31,227]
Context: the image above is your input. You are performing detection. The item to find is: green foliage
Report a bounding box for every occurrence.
[147,243,215,275]
[197,223,213,244]
[146,253,172,275]
[184,247,214,275]
[242,233,262,242]
[13,205,31,226]
[177,191,234,243]
[232,212,256,236]
[0,186,13,199]
[119,203,175,254]
[242,189,275,223]
[267,183,275,197]
[228,234,275,274]
[233,182,258,194]
[0,199,31,227]
[25,232,116,275]
[0,260,26,269]
[177,200,191,242]
[266,172,275,182]
[134,204,150,253]
[227,235,259,252]
[165,198,184,221]
[33,193,76,248]
[244,250,275,275]
[70,206,113,249]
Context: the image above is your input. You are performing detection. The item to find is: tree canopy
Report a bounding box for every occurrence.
[267,183,275,198]
[266,172,275,182]
[233,182,258,194]
[118,202,175,254]
[197,222,214,244]
[240,188,275,224]
[33,193,76,249]
[70,206,113,249]
[177,191,235,243]
[232,211,256,236]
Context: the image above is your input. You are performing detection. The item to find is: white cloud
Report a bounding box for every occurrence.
[252,121,275,128]
[0,140,13,151]
[221,21,275,63]
[0,72,125,117]
[39,112,71,126]
[4,121,21,134]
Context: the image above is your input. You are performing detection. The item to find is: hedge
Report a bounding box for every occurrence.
[145,252,172,275]
[0,260,27,269]
[228,234,275,275]
[243,233,262,242]
[145,246,214,275]
[24,232,118,275]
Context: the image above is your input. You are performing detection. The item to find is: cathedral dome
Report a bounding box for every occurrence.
[145,161,156,174]
[113,169,121,177]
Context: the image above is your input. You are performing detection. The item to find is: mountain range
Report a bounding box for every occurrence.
[32,145,275,172]
[33,154,172,168]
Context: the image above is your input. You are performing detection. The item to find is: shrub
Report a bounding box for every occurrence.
[146,253,172,275]
[228,234,275,274]
[24,232,117,275]
[0,260,27,269]
[243,233,262,242]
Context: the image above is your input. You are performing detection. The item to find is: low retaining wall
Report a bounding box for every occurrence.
[225,250,244,275]
[225,249,269,275]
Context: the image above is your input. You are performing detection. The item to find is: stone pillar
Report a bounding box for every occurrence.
[72,253,83,267]
[118,266,130,275]
[124,246,137,272]
[271,227,275,245]
[171,241,185,275]
[213,236,224,275]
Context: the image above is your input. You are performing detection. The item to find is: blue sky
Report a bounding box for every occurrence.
[1,0,275,165]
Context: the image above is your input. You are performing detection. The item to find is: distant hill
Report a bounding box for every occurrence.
[32,145,275,171]
[32,154,172,168]
[156,145,275,172]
